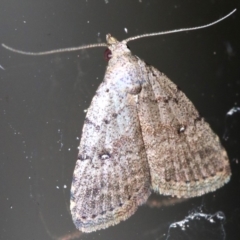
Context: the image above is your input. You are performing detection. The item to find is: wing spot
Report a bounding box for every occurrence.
[84,117,91,124]
[84,117,100,130]
[173,98,178,104]
[72,175,77,183]
[91,214,97,219]
[178,125,186,134]
[112,113,118,118]
[99,152,111,160]
[104,119,110,124]
[78,154,91,161]
[194,116,202,123]
[165,177,171,182]
[152,72,157,77]
[129,85,142,95]
[177,85,182,91]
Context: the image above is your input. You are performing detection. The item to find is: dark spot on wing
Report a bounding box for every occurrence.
[78,154,91,161]
[99,151,111,160]
[178,125,186,134]
[112,113,118,118]
[84,117,100,130]
[104,119,110,124]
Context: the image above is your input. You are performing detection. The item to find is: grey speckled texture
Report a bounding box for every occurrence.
[70,35,231,233]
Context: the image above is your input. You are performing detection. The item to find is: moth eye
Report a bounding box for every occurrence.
[104,48,112,61]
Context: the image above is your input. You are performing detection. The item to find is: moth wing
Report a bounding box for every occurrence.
[137,63,231,198]
[70,67,151,232]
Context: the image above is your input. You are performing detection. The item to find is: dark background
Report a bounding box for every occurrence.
[0,0,239,240]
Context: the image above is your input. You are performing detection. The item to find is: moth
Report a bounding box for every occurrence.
[2,9,235,233]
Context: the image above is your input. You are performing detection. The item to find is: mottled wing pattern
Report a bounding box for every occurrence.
[70,37,231,232]
[137,60,231,198]
[70,55,151,232]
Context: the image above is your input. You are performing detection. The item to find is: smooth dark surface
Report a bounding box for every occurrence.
[0,1,239,239]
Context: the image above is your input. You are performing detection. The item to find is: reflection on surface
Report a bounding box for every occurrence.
[223,107,240,141]
[146,194,188,208]
[166,211,226,240]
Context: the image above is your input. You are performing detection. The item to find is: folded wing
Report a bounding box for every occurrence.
[137,63,231,198]
[70,61,151,232]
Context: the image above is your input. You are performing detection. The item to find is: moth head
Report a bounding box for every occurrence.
[106,34,118,45]
[105,34,130,61]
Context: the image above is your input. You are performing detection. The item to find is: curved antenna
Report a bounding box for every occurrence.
[1,9,236,55]
[1,42,107,56]
[124,9,236,43]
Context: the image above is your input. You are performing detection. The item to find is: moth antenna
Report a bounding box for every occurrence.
[124,9,236,43]
[1,9,236,55]
[1,42,107,56]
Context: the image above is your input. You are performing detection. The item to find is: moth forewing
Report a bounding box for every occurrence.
[70,43,151,232]
[136,63,231,198]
